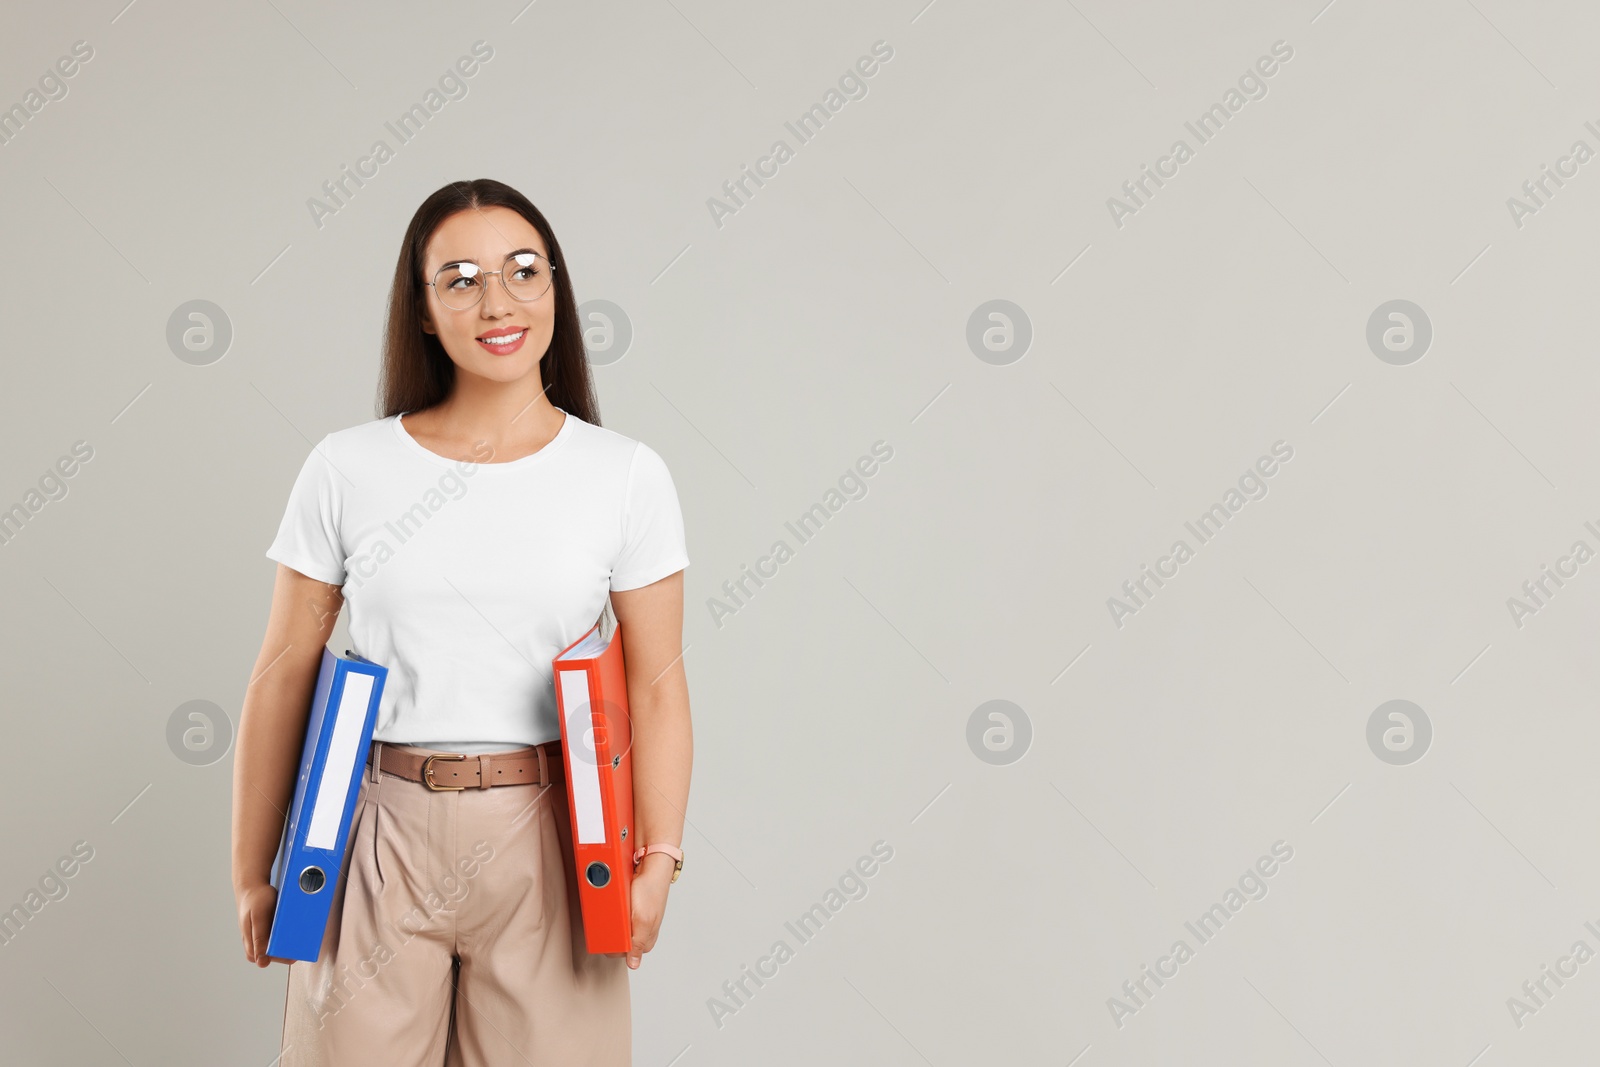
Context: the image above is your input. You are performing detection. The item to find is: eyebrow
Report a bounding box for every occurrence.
[437,247,544,269]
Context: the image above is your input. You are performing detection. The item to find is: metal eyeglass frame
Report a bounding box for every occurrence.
[423,250,556,310]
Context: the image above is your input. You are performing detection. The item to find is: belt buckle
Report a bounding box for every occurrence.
[421,752,467,791]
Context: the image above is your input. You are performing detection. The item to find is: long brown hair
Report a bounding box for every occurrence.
[377,178,601,427]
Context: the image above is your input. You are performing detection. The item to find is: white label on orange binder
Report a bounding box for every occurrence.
[558,668,606,844]
[306,670,375,851]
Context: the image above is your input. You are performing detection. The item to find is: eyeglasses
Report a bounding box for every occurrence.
[424,251,556,310]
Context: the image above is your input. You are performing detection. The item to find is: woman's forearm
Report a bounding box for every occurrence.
[611,573,692,860]
[630,673,692,855]
[234,569,343,895]
[231,644,323,894]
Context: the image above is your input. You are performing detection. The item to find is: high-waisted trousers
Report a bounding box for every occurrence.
[279,742,630,1066]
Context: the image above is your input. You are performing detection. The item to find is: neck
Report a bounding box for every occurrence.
[435,371,562,440]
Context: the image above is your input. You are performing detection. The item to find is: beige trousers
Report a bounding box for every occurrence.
[280,742,630,1066]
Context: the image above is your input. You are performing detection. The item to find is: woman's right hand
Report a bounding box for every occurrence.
[237,882,291,967]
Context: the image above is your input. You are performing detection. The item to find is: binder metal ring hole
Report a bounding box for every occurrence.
[585,861,611,888]
[299,865,327,894]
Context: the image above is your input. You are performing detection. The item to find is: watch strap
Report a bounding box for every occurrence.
[633,843,684,882]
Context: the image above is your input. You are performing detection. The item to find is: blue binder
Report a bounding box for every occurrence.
[266,647,388,962]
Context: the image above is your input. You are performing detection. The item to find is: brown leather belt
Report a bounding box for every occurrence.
[370,740,563,791]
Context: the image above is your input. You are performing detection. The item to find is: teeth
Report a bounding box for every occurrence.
[481,330,525,345]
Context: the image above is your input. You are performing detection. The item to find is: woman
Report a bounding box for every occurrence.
[230,178,692,1066]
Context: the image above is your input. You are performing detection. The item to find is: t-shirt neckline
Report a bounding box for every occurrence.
[391,407,576,471]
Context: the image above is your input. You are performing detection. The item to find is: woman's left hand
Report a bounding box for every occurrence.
[623,852,676,969]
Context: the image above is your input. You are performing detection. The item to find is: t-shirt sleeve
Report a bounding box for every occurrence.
[610,441,690,592]
[265,435,347,586]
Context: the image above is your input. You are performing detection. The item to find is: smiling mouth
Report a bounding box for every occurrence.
[478,329,527,346]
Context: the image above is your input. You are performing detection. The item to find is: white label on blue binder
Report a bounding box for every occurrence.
[306,670,375,851]
[558,668,605,844]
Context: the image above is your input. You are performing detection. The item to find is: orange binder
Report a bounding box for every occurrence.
[553,619,635,955]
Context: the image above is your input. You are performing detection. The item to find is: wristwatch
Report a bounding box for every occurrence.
[633,843,684,883]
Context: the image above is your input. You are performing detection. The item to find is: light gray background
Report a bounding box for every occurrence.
[1,0,1595,1063]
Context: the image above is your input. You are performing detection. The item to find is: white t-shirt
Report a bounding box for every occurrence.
[265,409,689,748]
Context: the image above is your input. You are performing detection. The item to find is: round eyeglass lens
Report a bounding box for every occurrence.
[433,252,553,309]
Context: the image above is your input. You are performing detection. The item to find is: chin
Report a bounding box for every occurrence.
[468,359,533,382]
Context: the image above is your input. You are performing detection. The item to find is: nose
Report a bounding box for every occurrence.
[479,270,515,317]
